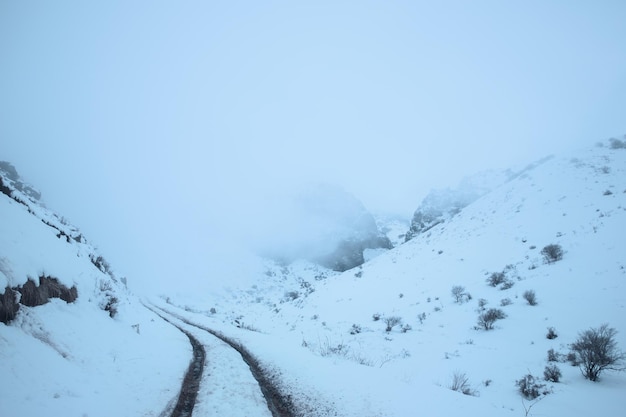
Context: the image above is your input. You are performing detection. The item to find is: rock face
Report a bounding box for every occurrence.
[0,160,122,323]
[0,161,42,201]
[255,184,392,272]
[405,169,517,242]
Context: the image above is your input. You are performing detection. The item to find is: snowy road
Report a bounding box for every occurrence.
[148,304,294,417]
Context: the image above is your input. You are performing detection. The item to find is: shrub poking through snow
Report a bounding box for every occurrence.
[448,371,478,396]
[523,290,537,306]
[570,324,626,381]
[384,316,402,332]
[547,348,562,362]
[477,298,488,311]
[544,364,562,382]
[546,327,558,340]
[486,272,506,287]
[500,298,512,306]
[540,244,563,264]
[516,374,547,400]
[477,308,507,330]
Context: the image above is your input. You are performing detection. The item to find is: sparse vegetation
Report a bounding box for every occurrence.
[570,324,625,381]
[384,316,403,332]
[451,285,469,303]
[523,290,537,305]
[540,244,563,264]
[543,364,562,382]
[477,308,506,330]
[477,298,488,311]
[546,327,558,340]
[283,291,300,302]
[500,280,514,290]
[486,271,506,287]
[417,312,426,324]
[609,137,626,149]
[500,298,512,306]
[350,324,362,335]
[547,348,561,362]
[448,371,478,396]
[516,374,548,400]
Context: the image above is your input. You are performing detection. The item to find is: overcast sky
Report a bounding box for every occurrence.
[2,1,625,292]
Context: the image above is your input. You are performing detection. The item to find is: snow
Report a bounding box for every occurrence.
[2,140,626,416]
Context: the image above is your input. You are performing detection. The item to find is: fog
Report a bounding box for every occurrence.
[2,1,625,294]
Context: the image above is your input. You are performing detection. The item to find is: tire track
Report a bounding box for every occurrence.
[152,303,297,417]
[144,304,206,417]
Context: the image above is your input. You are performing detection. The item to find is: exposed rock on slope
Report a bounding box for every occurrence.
[255,183,391,271]
[405,157,553,241]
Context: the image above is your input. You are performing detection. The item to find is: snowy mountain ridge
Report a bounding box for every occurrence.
[173,139,625,416]
[1,138,626,417]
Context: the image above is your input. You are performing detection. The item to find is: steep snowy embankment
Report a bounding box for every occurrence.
[0,166,190,417]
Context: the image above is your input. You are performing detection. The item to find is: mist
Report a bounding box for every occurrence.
[2,1,625,294]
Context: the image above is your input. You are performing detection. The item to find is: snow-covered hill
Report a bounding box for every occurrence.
[171,139,626,416]
[0,163,190,417]
[2,138,625,417]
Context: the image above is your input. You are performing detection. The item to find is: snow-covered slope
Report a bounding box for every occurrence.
[0,164,190,417]
[2,138,625,417]
[174,140,626,416]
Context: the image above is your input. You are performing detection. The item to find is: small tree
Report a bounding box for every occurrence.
[540,244,563,264]
[523,290,537,306]
[451,285,468,303]
[477,308,507,330]
[570,324,625,381]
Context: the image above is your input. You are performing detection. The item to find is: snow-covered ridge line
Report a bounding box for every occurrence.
[0,161,120,286]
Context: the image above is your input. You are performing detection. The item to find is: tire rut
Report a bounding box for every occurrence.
[144,304,206,417]
[152,304,297,417]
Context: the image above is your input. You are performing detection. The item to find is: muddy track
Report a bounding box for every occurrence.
[152,304,297,417]
[144,304,206,417]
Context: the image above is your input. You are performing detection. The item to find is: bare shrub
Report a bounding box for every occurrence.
[523,290,537,306]
[486,272,506,287]
[516,374,547,400]
[547,348,561,362]
[540,244,563,264]
[104,296,119,318]
[477,308,507,330]
[448,371,478,396]
[500,298,512,306]
[477,298,488,311]
[384,316,403,332]
[544,364,562,382]
[570,324,625,381]
[546,327,558,339]
[500,279,514,290]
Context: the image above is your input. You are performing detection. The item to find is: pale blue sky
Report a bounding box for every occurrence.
[2,1,625,290]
